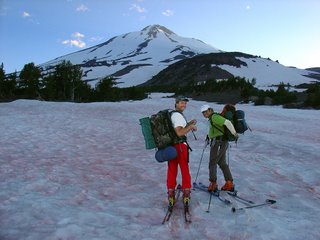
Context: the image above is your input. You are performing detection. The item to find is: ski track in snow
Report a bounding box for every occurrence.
[0,94,320,240]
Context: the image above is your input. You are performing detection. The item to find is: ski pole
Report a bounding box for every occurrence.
[191,130,197,140]
[227,143,230,166]
[231,199,276,212]
[206,192,213,213]
[193,140,209,185]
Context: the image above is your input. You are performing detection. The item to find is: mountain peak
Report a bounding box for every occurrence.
[141,24,174,38]
[39,22,316,89]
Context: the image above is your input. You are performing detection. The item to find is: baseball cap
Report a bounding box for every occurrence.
[175,95,189,102]
[200,104,211,113]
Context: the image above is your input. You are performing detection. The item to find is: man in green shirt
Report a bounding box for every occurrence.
[201,104,238,192]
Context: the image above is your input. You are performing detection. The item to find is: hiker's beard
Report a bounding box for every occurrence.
[176,106,185,112]
[175,103,185,112]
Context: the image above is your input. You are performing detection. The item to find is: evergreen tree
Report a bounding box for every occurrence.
[42,74,57,101]
[304,83,320,109]
[19,62,41,98]
[272,82,296,105]
[51,60,84,101]
[5,72,18,99]
[0,66,19,100]
[95,76,118,101]
[0,63,5,98]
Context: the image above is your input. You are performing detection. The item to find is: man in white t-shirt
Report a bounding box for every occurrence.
[167,96,197,210]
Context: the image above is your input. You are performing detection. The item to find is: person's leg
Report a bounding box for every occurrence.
[217,141,233,181]
[167,148,179,206]
[208,141,220,191]
[177,144,191,189]
[218,141,234,191]
[209,141,219,182]
[167,155,178,190]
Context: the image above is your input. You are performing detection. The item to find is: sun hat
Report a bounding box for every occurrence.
[200,104,211,113]
[175,95,189,102]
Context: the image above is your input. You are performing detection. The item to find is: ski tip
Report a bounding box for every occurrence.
[266,199,276,204]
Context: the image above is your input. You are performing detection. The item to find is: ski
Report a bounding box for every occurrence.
[193,182,232,205]
[162,207,172,224]
[195,182,255,205]
[231,199,276,212]
[162,184,182,224]
[225,190,255,205]
[184,206,192,223]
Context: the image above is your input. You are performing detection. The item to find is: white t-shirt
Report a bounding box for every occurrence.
[171,112,187,129]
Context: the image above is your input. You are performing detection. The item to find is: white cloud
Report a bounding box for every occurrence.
[22,11,31,18]
[76,4,89,12]
[21,11,40,24]
[246,5,251,10]
[162,9,174,17]
[72,32,85,38]
[130,4,146,13]
[62,32,86,48]
[62,39,86,48]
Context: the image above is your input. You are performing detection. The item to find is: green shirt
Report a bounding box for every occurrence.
[208,113,226,139]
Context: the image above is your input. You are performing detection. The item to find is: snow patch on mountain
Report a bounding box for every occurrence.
[218,57,317,88]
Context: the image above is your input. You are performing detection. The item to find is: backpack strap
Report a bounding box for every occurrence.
[169,110,187,144]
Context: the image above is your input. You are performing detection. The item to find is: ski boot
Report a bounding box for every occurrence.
[221,180,234,192]
[208,181,218,192]
[167,188,175,210]
[183,188,191,209]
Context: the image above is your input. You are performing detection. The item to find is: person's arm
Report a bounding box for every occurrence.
[171,112,197,137]
[175,124,197,137]
[224,119,238,137]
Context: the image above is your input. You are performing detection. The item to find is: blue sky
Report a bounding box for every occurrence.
[0,0,319,73]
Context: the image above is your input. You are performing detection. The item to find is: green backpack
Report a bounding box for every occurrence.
[139,109,185,150]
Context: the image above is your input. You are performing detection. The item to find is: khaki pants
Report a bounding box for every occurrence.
[209,139,233,182]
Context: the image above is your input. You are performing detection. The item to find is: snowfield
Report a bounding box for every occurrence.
[0,93,319,240]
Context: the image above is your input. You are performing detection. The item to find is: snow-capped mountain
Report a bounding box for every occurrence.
[40,25,220,88]
[40,24,319,89]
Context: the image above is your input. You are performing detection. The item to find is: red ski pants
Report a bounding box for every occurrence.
[167,143,191,190]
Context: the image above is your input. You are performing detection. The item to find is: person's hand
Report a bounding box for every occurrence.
[188,119,197,125]
[191,125,197,131]
[187,119,197,131]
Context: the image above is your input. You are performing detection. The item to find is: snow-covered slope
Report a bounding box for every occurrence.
[40,25,220,88]
[0,96,319,239]
[219,56,318,88]
[39,24,318,89]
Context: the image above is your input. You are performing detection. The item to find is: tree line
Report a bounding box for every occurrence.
[0,61,146,102]
[0,61,319,109]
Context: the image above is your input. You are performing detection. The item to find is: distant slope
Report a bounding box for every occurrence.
[141,52,319,89]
